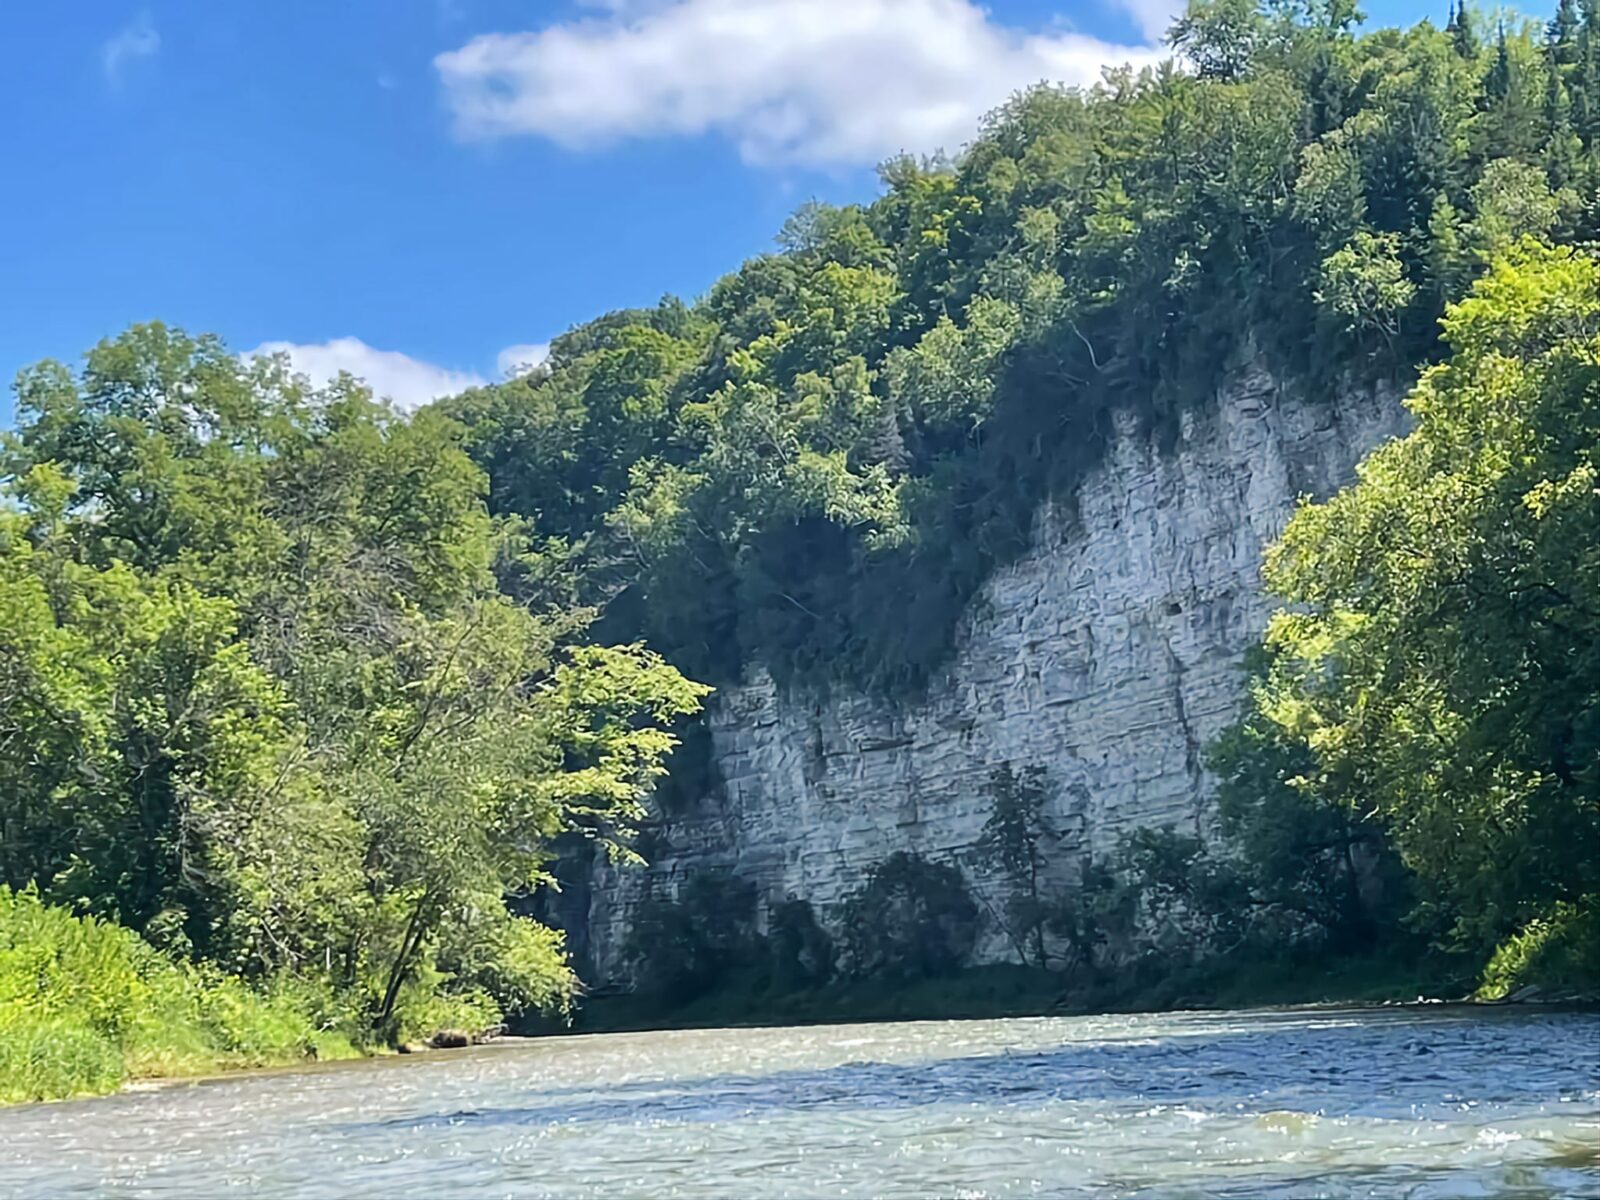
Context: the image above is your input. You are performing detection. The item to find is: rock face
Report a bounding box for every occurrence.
[576,363,1410,981]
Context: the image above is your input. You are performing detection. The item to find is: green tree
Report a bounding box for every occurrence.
[2,325,710,1040]
[838,853,979,980]
[1171,0,1269,81]
[1209,657,1411,950]
[1315,229,1418,351]
[1254,243,1600,970]
[971,764,1054,968]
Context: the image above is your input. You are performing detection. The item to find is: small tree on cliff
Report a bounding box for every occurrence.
[972,764,1054,969]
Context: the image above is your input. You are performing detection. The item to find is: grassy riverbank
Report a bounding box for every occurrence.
[564,948,1485,1035]
[0,889,365,1105]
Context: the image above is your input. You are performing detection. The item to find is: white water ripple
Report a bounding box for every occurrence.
[0,1006,1596,1198]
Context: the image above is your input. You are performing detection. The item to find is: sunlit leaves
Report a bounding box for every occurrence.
[1253,244,1600,953]
[0,326,709,1033]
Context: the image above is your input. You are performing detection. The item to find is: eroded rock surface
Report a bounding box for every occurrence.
[578,365,1409,979]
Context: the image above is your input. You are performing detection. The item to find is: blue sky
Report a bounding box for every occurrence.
[2,0,1450,423]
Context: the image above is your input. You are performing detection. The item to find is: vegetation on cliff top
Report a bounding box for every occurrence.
[448,0,1600,695]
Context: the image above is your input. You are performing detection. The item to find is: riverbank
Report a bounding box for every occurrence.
[0,889,369,1105]
[561,947,1501,1035]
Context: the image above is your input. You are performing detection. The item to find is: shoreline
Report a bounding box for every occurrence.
[553,950,1596,1038]
[87,990,1598,1102]
[11,961,1593,1109]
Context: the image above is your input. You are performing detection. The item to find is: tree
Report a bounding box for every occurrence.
[1315,229,1418,350]
[1254,242,1600,965]
[1209,654,1411,950]
[1466,158,1575,259]
[1,325,710,1040]
[838,853,978,980]
[1170,0,1268,81]
[1448,0,1480,60]
[971,764,1055,968]
[1550,0,1581,67]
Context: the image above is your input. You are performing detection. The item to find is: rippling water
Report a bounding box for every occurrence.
[1,1006,1597,1197]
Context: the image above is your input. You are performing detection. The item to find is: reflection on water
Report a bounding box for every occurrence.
[1,1006,1596,1198]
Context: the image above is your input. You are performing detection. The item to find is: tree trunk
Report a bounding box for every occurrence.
[376,891,433,1038]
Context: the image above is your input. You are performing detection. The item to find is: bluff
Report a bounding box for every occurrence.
[565,362,1409,981]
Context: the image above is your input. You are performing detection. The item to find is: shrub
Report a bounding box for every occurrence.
[767,899,835,990]
[0,887,361,1103]
[624,871,759,1004]
[0,1014,125,1105]
[838,853,978,980]
[1115,826,1254,953]
[971,764,1055,968]
[1478,897,1600,1000]
[1048,858,1136,974]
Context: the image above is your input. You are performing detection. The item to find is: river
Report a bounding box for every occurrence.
[0,1006,1596,1197]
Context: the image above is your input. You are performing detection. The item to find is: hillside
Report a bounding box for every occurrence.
[2,0,1598,1096]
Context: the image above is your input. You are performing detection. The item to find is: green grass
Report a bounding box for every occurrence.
[0,888,364,1105]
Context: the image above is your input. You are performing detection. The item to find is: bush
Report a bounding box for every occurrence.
[0,887,361,1103]
[838,853,978,980]
[433,899,575,1023]
[1478,897,1600,1000]
[971,764,1055,968]
[0,1014,126,1105]
[767,899,835,990]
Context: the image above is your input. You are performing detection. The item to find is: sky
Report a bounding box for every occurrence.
[1,0,1449,424]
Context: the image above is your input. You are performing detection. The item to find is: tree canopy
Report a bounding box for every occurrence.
[1235,243,1600,966]
[1,325,707,1040]
[447,1,1600,694]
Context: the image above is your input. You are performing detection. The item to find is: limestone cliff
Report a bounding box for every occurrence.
[571,362,1410,981]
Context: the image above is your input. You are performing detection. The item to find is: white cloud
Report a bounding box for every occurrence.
[497,342,551,378]
[434,0,1166,168]
[245,338,487,410]
[102,12,160,87]
[1119,0,1182,41]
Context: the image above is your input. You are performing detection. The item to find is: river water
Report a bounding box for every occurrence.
[1,1006,1596,1198]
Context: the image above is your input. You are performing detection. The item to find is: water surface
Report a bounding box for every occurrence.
[3,1006,1597,1197]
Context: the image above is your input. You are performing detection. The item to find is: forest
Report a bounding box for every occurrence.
[3,0,1599,1100]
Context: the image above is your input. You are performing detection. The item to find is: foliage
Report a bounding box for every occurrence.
[766,898,835,991]
[1209,652,1413,950]
[0,324,709,1059]
[0,887,359,1104]
[1477,896,1600,998]
[1236,242,1600,978]
[1112,827,1255,953]
[837,852,979,980]
[971,764,1055,967]
[1046,858,1135,975]
[623,871,760,1005]
[447,1,1600,695]
[623,880,835,1008]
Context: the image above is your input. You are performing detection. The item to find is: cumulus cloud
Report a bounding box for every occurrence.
[434,0,1166,167]
[1118,0,1183,41]
[496,342,551,378]
[102,12,160,87]
[244,338,487,410]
